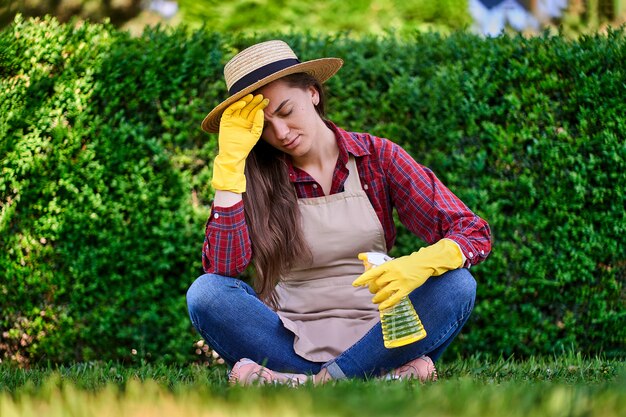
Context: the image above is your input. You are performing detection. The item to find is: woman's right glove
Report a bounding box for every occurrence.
[211,94,269,193]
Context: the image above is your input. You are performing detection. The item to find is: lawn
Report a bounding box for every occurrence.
[1,353,624,417]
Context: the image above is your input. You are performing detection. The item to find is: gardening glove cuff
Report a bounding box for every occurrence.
[211,156,247,193]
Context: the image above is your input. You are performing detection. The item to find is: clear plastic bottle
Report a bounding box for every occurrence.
[358,252,427,348]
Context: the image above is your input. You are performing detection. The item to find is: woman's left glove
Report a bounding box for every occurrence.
[352,239,464,310]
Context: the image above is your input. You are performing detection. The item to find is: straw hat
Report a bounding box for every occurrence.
[201,40,343,133]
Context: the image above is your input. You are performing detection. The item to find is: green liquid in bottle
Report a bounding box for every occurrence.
[380,296,427,348]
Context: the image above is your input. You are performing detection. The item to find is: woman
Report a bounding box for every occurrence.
[187,40,491,385]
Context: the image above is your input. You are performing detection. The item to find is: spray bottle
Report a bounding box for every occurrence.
[358,252,427,348]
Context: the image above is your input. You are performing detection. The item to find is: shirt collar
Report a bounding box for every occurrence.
[327,121,371,159]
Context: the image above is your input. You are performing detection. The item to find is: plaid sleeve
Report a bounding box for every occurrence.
[383,140,492,267]
[202,200,252,276]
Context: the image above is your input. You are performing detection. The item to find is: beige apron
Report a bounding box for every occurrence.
[275,156,387,362]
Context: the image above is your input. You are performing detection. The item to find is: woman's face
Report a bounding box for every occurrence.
[256,79,322,157]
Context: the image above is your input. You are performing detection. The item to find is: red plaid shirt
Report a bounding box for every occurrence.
[203,122,491,276]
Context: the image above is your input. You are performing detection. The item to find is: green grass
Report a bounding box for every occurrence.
[1,354,624,417]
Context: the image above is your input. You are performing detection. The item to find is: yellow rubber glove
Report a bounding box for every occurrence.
[352,239,464,311]
[211,94,269,193]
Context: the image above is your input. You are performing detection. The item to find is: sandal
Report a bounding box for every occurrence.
[228,358,309,386]
[382,355,438,382]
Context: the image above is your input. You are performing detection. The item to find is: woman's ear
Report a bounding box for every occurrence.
[309,85,320,106]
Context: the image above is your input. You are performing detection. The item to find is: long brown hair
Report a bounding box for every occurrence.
[242,72,327,307]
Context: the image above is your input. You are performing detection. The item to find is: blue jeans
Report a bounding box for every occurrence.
[186,268,476,379]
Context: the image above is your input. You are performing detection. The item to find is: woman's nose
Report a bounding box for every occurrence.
[271,119,290,141]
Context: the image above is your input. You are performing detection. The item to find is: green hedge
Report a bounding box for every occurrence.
[1,15,624,365]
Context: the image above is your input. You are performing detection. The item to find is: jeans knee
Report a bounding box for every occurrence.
[447,268,477,308]
[186,274,225,317]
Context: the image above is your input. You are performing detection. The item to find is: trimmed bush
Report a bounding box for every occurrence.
[1,16,624,364]
[0,16,218,364]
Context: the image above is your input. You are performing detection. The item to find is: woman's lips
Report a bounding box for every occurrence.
[283,135,300,150]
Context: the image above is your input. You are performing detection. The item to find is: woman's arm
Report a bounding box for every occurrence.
[384,141,491,267]
[203,94,268,276]
[202,191,252,276]
[353,138,491,309]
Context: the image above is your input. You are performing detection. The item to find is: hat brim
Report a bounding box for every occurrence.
[201,57,343,133]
